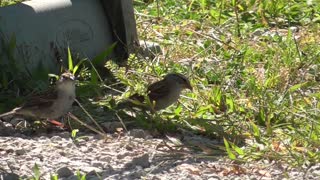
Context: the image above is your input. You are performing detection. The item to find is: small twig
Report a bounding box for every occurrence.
[156,141,189,154]
[68,112,107,138]
[115,112,128,132]
[126,69,160,79]
[102,84,123,94]
[177,99,192,111]
[233,0,241,37]
[188,29,238,51]
[107,82,123,87]
[218,0,223,24]
[293,34,302,63]
[74,98,106,134]
[67,115,73,130]
[134,11,157,18]
[145,161,165,175]
[180,94,196,100]
[6,160,14,173]
[156,0,160,20]
[84,59,124,94]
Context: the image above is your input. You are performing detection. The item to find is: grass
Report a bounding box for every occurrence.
[130,0,320,166]
[1,0,320,172]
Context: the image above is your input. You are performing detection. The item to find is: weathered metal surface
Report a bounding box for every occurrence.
[102,0,139,66]
[0,0,138,73]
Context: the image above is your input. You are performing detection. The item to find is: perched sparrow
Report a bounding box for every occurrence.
[0,72,76,120]
[118,73,192,111]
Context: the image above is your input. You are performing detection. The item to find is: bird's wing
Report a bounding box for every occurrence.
[129,93,145,102]
[22,88,58,109]
[117,80,169,110]
[147,80,170,101]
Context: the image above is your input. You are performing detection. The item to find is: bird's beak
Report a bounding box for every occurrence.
[186,83,193,91]
[69,75,75,81]
[60,72,76,81]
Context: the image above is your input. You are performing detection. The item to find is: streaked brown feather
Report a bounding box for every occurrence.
[128,93,145,102]
[147,79,170,101]
[22,88,58,108]
[117,73,191,111]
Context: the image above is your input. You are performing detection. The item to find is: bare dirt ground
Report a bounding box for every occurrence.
[1,119,319,180]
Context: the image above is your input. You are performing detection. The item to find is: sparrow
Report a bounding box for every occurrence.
[118,73,192,111]
[0,72,76,120]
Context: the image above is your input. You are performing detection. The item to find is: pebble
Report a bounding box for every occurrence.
[138,40,163,59]
[51,136,62,141]
[15,149,26,155]
[101,121,123,133]
[66,175,79,180]
[128,129,148,139]
[126,154,150,168]
[0,173,19,180]
[57,167,74,178]
[86,176,100,180]
[91,161,103,168]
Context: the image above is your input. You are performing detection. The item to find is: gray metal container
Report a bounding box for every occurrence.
[0,0,136,73]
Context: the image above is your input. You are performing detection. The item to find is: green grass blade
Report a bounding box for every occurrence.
[67,47,73,71]
[250,121,261,138]
[73,59,87,75]
[224,138,236,160]
[32,163,41,180]
[92,42,117,66]
[288,82,313,93]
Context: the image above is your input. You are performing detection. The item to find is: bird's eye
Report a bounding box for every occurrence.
[181,78,188,84]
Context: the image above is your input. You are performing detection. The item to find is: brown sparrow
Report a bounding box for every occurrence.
[118,73,192,111]
[0,72,76,120]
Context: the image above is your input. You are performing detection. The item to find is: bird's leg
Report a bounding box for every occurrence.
[145,96,156,113]
[47,119,66,129]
